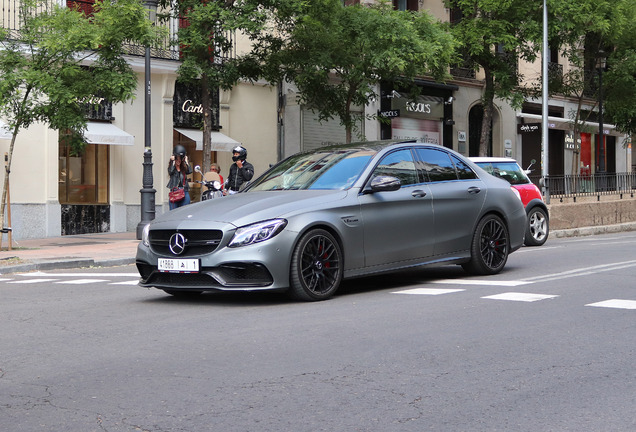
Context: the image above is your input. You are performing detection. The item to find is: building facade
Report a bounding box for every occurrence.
[1,0,631,240]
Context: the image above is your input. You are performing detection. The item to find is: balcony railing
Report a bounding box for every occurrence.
[529,172,636,204]
[1,0,180,61]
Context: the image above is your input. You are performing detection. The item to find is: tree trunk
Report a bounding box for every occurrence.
[0,130,18,235]
[479,68,495,157]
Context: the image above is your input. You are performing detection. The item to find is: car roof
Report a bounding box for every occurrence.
[470,157,520,164]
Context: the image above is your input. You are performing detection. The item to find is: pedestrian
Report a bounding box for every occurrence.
[207,163,224,186]
[225,145,254,194]
[167,144,192,210]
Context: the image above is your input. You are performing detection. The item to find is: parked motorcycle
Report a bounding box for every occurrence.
[194,165,224,200]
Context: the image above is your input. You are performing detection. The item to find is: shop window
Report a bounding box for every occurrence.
[393,0,419,11]
[59,137,109,205]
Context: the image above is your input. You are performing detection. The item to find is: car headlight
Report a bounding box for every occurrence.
[141,223,150,247]
[228,219,288,248]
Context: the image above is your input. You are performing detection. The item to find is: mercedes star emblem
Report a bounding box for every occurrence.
[169,232,187,255]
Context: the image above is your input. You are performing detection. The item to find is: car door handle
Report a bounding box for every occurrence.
[411,190,427,198]
[467,186,481,194]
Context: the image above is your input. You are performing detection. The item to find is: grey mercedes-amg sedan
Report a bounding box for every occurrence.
[137,140,526,301]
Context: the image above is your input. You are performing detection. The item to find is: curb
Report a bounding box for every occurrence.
[552,222,636,238]
[0,257,136,275]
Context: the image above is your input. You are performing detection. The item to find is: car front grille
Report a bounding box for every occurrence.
[136,262,274,289]
[149,229,223,257]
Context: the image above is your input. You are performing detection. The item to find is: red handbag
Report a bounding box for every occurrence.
[169,173,186,203]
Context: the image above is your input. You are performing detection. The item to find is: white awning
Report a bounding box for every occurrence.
[175,128,240,151]
[517,113,624,137]
[84,122,135,146]
[0,120,12,140]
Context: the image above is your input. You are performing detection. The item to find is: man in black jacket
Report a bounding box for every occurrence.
[226,145,254,194]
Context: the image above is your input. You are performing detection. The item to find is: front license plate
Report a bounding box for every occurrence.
[158,258,200,273]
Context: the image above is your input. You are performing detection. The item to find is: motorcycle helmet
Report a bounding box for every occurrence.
[232,145,247,162]
[173,144,187,159]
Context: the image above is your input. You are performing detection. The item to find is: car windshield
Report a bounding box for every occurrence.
[247,149,375,191]
[476,161,530,185]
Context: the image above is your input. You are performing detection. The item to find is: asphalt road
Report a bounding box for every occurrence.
[1,232,635,431]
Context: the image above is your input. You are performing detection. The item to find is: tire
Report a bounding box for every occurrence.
[462,214,509,275]
[524,207,549,246]
[289,229,343,301]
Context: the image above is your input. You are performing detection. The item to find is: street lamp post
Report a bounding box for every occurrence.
[597,50,606,174]
[136,0,158,240]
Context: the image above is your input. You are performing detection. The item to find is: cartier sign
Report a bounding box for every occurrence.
[173,81,219,129]
[181,99,204,114]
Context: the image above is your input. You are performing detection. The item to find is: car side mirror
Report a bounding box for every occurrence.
[363,175,401,194]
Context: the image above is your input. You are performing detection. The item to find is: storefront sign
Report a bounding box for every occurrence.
[378,109,400,118]
[518,124,540,133]
[564,132,580,150]
[181,100,204,114]
[391,95,443,120]
[173,82,219,129]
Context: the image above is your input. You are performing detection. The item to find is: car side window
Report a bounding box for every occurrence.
[372,149,418,186]
[451,155,478,180]
[414,148,458,182]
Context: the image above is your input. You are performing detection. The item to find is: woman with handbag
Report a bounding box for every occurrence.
[167,144,192,210]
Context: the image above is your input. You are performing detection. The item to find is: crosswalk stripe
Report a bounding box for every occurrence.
[482,292,559,302]
[585,299,636,310]
[430,279,530,287]
[54,279,110,284]
[20,272,138,277]
[7,278,59,284]
[109,280,140,285]
[393,288,465,295]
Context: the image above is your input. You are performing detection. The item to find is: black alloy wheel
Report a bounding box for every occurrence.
[289,229,343,301]
[462,214,509,275]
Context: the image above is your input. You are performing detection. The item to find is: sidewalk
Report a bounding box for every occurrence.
[0,231,139,274]
[1,222,635,275]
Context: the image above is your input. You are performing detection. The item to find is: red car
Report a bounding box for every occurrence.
[471,157,549,246]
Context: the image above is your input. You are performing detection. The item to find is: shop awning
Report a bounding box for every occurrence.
[517,113,624,137]
[84,122,135,146]
[175,128,240,151]
[0,120,12,140]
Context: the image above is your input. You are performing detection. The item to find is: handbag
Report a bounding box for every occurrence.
[169,172,186,203]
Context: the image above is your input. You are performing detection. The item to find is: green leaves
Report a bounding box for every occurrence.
[0,0,159,140]
[258,0,455,142]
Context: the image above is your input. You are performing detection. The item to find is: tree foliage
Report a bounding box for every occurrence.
[162,0,299,173]
[250,0,456,143]
[444,0,546,156]
[603,0,636,137]
[0,0,160,227]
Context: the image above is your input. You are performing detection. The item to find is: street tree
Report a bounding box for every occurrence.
[444,0,547,156]
[163,0,301,173]
[0,0,160,231]
[533,0,635,173]
[252,0,456,144]
[603,0,636,138]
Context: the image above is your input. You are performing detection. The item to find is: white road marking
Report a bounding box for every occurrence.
[521,260,636,284]
[515,246,562,253]
[0,278,13,282]
[585,299,636,310]
[7,278,59,284]
[393,288,465,295]
[54,279,110,284]
[482,292,559,302]
[430,279,530,287]
[109,280,140,285]
[18,272,138,277]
